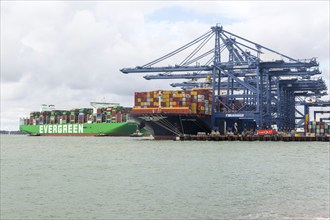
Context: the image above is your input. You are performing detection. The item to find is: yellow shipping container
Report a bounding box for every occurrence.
[150,98,154,102]
[137,98,141,102]
[154,102,159,107]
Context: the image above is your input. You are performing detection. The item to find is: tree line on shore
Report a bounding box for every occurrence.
[0,130,27,135]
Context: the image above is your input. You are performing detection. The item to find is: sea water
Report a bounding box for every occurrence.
[1,135,329,219]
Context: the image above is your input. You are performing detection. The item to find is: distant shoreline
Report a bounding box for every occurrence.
[0,130,27,135]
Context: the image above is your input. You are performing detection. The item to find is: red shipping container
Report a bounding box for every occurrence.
[116,113,122,122]
[29,116,34,125]
[257,130,276,135]
[78,116,84,123]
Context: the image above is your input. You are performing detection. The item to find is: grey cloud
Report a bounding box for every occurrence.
[1,1,329,130]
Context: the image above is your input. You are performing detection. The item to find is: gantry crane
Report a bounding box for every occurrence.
[121,25,328,131]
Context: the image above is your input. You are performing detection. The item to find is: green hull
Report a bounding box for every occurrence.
[19,122,141,136]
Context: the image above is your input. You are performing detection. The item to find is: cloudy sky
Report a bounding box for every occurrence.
[1,1,329,130]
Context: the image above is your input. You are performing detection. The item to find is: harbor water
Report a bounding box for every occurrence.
[1,135,329,219]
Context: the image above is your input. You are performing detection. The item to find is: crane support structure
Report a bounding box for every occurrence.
[121,25,328,131]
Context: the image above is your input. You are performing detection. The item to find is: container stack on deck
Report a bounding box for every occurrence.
[96,106,129,123]
[133,89,215,115]
[132,88,244,116]
[25,106,130,125]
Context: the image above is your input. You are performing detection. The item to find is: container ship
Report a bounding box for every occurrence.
[129,89,256,140]
[19,102,145,136]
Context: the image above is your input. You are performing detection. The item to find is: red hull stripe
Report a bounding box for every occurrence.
[36,134,129,137]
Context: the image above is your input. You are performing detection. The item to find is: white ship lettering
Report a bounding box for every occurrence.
[39,124,84,134]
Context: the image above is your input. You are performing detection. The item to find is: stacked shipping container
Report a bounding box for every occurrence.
[23,106,130,126]
[133,89,213,115]
[96,106,129,123]
[306,121,330,136]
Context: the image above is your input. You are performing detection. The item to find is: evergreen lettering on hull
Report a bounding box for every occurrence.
[39,124,84,134]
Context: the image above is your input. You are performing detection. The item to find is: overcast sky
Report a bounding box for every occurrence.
[1,1,329,130]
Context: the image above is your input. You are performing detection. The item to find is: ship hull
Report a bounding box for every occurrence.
[130,114,212,140]
[19,122,139,136]
[130,113,257,140]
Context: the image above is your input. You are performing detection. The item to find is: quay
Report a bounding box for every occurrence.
[176,134,330,142]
